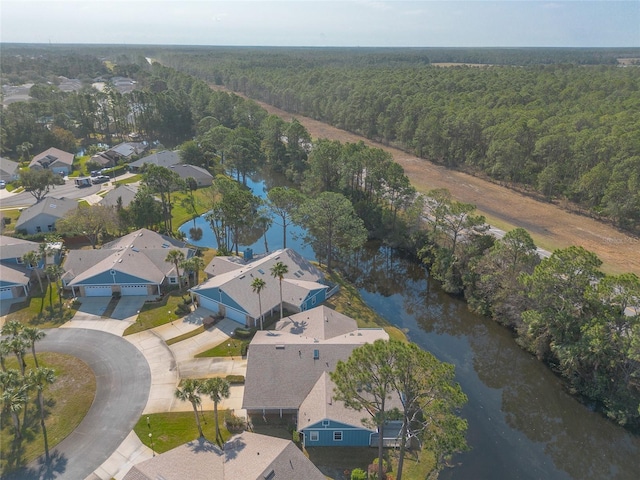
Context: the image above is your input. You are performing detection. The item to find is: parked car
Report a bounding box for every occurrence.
[90,170,100,177]
[0,180,6,189]
[91,175,110,184]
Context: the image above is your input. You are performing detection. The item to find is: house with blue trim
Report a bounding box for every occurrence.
[190,248,330,327]
[242,306,401,447]
[0,236,42,300]
[29,147,74,176]
[62,228,194,297]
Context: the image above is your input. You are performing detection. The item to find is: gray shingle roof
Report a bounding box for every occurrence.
[29,147,74,168]
[15,197,77,229]
[0,235,40,261]
[99,184,139,208]
[128,150,180,170]
[63,228,193,286]
[168,164,213,185]
[242,306,388,411]
[123,432,325,480]
[0,156,19,180]
[194,248,328,319]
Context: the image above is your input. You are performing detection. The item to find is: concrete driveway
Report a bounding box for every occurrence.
[74,297,110,317]
[111,296,148,321]
[5,329,150,480]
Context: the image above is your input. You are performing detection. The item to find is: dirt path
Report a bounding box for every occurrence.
[216,87,640,276]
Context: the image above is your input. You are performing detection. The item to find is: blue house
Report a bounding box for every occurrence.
[191,248,330,327]
[0,236,44,300]
[242,306,400,447]
[62,228,194,296]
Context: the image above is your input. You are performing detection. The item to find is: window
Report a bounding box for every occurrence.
[309,431,319,442]
[169,277,177,284]
[322,420,330,426]
[36,226,42,233]
[47,224,54,231]
[312,296,317,305]
[333,431,343,441]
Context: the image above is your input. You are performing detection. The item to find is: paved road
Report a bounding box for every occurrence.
[4,329,150,480]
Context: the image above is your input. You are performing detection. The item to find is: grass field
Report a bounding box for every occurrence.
[0,353,96,474]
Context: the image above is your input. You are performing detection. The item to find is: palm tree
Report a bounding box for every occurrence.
[1,380,28,439]
[17,141,33,163]
[27,367,56,462]
[180,257,205,287]
[23,250,44,293]
[21,326,46,368]
[174,379,204,438]
[45,264,65,309]
[251,277,266,330]
[0,340,11,372]
[270,261,288,319]
[7,336,28,376]
[166,249,186,288]
[199,378,231,446]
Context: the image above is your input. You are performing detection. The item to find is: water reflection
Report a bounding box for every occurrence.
[347,247,639,480]
[182,174,639,480]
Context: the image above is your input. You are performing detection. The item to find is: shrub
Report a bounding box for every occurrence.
[233,327,252,339]
[351,468,367,480]
[292,430,300,445]
[224,412,246,432]
[175,303,191,315]
[225,374,245,385]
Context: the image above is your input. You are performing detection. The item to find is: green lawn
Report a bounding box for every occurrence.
[166,325,205,345]
[114,174,142,185]
[0,353,96,475]
[195,336,249,358]
[123,289,192,335]
[6,283,76,328]
[133,411,235,454]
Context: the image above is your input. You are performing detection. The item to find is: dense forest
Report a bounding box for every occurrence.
[155,47,640,232]
[1,45,639,431]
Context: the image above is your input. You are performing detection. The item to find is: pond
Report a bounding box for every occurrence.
[179,172,640,479]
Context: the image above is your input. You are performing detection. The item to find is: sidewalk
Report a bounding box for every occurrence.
[82,309,247,480]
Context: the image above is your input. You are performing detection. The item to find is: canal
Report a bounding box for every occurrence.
[180,173,640,480]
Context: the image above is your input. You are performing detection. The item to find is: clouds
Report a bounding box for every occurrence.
[1,1,638,47]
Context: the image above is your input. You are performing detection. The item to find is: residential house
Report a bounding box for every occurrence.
[0,157,20,182]
[0,236,41,299]
[128,150,180,172]
[122,432,326,480]
[242,305,397,447]
[190,248,330,327]
[168,163,213,187]
[29,147,74,176]
[15,197,77,235]
[90,142,148,168]
[62,228,194,297]
[99,184,139,208]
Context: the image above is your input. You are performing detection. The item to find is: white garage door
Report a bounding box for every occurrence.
[198,295,220,313]
[226,307,246,325]
[84,286,113,297]
[0,287,14,300]
[121,285,149,296]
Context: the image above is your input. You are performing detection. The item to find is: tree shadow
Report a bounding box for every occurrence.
[2,450,67,480]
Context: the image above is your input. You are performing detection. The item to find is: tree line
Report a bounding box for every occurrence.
[158,48,640,232]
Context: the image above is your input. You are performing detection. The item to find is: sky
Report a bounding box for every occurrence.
[1,1,639,48]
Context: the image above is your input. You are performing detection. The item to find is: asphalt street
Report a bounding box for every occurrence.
[0,179,105,209]
[4,329,151,480]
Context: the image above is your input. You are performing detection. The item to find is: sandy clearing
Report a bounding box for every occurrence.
[214,86,640,276]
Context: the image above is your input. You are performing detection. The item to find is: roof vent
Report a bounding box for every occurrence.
[276,345,285,350]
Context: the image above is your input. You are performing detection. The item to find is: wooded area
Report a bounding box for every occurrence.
[157,47,640,232]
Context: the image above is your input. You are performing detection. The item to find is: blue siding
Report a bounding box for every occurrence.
[0,279,22,288]
[195,288,248,314]
[302,419,373,447]
[76,270,153,286]
[301,288,327,311]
